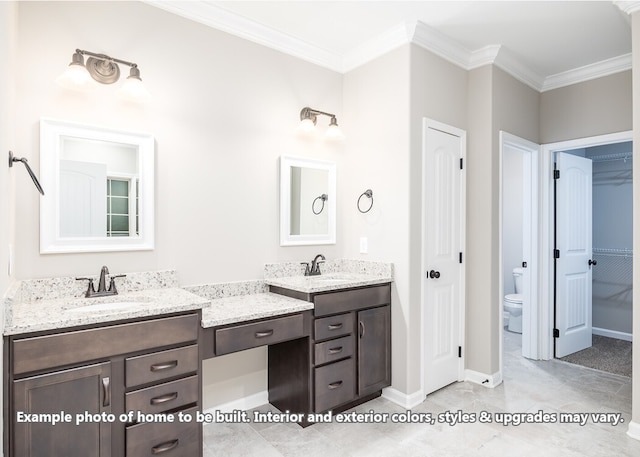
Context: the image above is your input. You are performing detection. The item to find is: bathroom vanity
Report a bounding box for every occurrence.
[3,266,392,456]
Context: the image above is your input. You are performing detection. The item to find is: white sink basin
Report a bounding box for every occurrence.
[309,276,353,283]
[67,301,147,313]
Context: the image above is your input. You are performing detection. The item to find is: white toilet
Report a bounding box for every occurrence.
[504,268,524,333]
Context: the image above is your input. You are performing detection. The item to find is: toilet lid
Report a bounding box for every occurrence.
[504,293,523,304]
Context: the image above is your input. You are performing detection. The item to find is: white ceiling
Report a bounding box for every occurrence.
[149,1,637,91]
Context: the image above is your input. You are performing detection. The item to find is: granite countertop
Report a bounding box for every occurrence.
[5,261,393,335]
[4,288,210,335]
[201,292,314,327]
[265,272,393,294]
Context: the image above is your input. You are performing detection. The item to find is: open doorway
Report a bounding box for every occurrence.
[499,132,539,370]
[553,141,632,376]
[539,131,633,364]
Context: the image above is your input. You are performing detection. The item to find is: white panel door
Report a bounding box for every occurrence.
[555,152,592,357]
[423,120,465,396]
[59,160,107,237]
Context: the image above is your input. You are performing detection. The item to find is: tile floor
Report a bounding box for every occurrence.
[203,331,639,456]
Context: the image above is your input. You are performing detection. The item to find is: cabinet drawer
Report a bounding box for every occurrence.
[126,345,198,388]
[126,375,199,415]
[314,358,355,413]
[215,313,304,355]
[314,285,391,317]
[126,406,200,457]
[12,313,199,375]
[314,335,354,366]
[314,313,353,341]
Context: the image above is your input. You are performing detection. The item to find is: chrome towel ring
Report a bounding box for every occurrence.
[312,194,328,215]
[357,189,373,213]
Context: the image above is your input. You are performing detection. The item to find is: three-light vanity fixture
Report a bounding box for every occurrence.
[298,107,344,140]
[57,49,151,102]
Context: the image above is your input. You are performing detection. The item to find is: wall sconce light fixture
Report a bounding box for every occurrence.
[298,107,344,140]
[57,49,151,102]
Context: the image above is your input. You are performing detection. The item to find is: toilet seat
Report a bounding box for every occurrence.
[504,293,522,305]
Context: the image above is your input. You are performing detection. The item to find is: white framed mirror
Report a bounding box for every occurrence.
[280,155,336,246]
[40,118,154,253]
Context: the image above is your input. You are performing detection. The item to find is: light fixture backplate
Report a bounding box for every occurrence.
[86,56,120,84]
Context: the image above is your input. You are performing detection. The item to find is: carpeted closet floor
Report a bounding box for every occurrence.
[559,335,632,377]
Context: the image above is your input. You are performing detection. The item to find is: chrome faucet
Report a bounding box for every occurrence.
[308,254,325,276]
[76,266,126,298]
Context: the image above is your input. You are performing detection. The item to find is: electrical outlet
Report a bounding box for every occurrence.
[359,237,368,254]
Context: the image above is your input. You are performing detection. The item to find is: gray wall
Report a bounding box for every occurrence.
[632,9,640,434]
[540,71,632,144]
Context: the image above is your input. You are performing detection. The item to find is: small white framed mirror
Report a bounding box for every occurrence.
[280,155,336,246]
[40,118,154,253]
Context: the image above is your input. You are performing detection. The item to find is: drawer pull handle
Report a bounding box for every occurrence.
[102,377,110,407]
[328,346,343,355]
[328,381,343,390]
[150,392,179,405]
[328,323,343,331]
[255,330,274,338]
[150,360,178,372]
[151,439,179,454]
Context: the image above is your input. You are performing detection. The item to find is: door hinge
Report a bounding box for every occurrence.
[460,158,464,170]
[459,252,463,264]
[553,328,560,338]
[554,249,560,259]
[458,346,462,358]
[522,261,527,268]
[554,169,560,179]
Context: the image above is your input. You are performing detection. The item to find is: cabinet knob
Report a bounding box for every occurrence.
[328,380,343,390]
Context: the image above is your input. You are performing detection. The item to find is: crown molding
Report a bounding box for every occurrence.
[342,22,414,73]
[541,53,632,92]
[615,1,640,14]
[146,1,344,71]
[146,1,632,93]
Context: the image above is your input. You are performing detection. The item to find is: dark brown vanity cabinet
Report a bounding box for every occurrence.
[13,361,112,456]
[5,312,201,457]
[269,283,391,417]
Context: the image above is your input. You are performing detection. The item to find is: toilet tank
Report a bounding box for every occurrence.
[513,268,524,294]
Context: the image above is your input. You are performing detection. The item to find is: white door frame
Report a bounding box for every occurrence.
[420,118,466,395]
[539,131,632,360]
[499,132,539,369]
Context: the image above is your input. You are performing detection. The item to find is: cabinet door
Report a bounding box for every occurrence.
[358,306,391,397]
[13,362,111,457]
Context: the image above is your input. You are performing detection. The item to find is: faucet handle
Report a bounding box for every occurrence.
[76,277,96,298]
[107,274,126,294]
[300,262,311,276]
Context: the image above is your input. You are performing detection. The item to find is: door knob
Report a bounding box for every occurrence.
[588,259,597,266]
[429,270,440,279]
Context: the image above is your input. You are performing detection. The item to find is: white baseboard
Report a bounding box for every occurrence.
[465,369,503,388]
[204,390,268,414]
[627,420,640,441]
[381,387,425,409]
[592,327,633,342]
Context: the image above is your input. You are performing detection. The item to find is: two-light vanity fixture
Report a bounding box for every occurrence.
[298,107,344,140]
[57,49,151,102]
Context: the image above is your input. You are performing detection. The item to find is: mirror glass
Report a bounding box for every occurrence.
[40,118,154,253]
[280,156,336,246]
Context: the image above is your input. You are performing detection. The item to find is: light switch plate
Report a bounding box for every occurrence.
[359,237,368,254]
